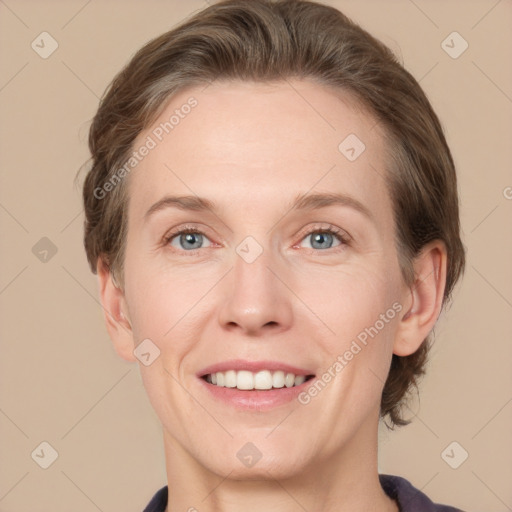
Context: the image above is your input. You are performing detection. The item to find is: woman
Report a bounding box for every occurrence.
[81,0,466,510]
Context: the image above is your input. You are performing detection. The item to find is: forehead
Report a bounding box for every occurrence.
[126,79,391,222]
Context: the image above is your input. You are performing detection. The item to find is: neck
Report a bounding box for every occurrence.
[162,418,398,512]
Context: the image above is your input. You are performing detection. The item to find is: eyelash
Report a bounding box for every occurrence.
[294,224,350,251]
[162,223,350,254]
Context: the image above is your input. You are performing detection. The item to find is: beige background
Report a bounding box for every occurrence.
[1,0,511,511]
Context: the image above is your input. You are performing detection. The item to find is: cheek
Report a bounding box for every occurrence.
[124,266,212,426]
[307,265,402,377]
[308,263,401,333]
[124,259,218,349]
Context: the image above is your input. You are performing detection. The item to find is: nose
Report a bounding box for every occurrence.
[218,244,293,336]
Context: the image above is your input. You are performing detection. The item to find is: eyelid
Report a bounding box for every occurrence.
[294,223,352,245]
[162,222,351,253]
[162,223,216,247]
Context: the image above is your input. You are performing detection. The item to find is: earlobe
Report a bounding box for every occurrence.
[96,256,137,362]
[393,241,447,357]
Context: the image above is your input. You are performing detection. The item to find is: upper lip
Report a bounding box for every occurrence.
[197,359,315,378]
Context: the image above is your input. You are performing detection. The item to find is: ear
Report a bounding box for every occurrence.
[393,240,448,356]
[96,256,137,362]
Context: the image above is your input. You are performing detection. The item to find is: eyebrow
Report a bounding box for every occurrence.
[144,191,373,222]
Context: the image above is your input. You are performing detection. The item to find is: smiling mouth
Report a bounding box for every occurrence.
[201,370,315,391]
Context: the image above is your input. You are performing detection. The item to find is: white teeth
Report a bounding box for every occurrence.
[205,370,310,390]
[224,370,237,388]
[272,370,285,388]
[294,375,306,386]
[254,370,273,390]
[237,370,254,390]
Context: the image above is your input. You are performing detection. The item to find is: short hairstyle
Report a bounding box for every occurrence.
[80,0,465,428]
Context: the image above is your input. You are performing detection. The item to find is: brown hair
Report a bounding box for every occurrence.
[80,0,465,428]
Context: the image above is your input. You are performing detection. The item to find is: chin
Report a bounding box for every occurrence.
[197,437,311,481]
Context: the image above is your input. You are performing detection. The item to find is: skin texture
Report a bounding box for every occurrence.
[97,79,447,512]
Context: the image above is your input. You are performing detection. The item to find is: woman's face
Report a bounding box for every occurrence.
[117,79,410,478]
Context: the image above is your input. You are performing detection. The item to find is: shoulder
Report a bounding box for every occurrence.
[143,477,466,512]
[143,485,168,512]
[379,474,466,512]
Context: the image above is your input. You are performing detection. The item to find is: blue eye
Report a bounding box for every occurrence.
[166,229,212,251]
[303,230,341,250]
[164,225,349,254]
[309,231,340,249]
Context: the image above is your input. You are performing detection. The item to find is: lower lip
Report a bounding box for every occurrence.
[197,376,315,411]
